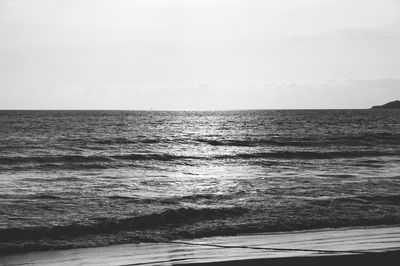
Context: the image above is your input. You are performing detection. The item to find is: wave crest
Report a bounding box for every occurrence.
[0,207,247,242]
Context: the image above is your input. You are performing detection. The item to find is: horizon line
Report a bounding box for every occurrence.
[0,108,380,112]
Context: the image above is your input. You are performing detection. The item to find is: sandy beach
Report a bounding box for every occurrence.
[1,226,400,266]
[178,251,400,266]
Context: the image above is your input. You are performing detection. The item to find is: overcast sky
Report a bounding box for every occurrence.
[1,0,399,110]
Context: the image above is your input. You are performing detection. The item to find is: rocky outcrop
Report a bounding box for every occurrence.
[371,100,400,109]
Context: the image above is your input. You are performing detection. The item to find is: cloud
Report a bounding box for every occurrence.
[1,1,399,109]
[1,78,399,110]
[263,78,400,109]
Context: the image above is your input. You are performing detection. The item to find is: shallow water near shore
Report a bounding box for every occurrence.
[1,110,400,253]
[2,226,400,266]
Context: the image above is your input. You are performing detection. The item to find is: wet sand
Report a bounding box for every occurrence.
[178,251,400,266]
[1,226,400,266]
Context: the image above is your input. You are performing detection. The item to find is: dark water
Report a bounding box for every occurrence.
[1,110,400,253]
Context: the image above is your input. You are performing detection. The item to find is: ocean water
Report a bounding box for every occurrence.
[1,110,400,253]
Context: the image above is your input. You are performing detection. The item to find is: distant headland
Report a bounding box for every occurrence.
[371,100,400,109]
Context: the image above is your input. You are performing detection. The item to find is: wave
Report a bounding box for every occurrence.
[60,137,165,145]
[0,153,200,165]
[195,138,315,147]
[113,153,198,161]
[195,133,400,147]
[0,150,397,167]
[91,138,137,145]
[2,204,400,255]
[0,207,247,242]
[356,195,400,204]
[217,150,398,160]
[337,132,400,144]
[195,139,246,146]
[54,133,400,149]
[105,193,238,206]
[91,138,162,145]
[316,174,356,178]
[0,194,62,200]
[0,155,113,164]
[310,194,400,206]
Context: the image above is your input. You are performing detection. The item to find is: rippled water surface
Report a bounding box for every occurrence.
[1,110,400,253]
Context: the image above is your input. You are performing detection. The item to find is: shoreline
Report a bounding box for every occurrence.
[2,225,400,266]
[177,251,400,266]
[2,223,399,256]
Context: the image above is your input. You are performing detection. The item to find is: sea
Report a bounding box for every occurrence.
[1,110,400,254]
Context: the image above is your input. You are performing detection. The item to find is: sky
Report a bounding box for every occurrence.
[0,0,400,110]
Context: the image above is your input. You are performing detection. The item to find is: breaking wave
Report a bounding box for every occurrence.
[0,207,247,242]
